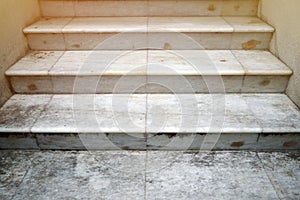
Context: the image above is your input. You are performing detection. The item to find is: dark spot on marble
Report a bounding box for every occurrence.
[72,44,81,48]
[234,5,240,11]
[231,141,245,147]
[27,84,37,91]
[122,146,130,150]
[287,152,300,161]
[259,80,271,86]
[156,133,176,139]
[208,4,216,11]
[242,40,262,50]
[283,141,297,147]
[220,59,227,62]
[163,43,172,50]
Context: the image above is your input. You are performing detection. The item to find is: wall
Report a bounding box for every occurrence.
[260,0,300,107]
[0,0,40,106]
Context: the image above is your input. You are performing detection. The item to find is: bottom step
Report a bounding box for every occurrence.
[0,94,300,150]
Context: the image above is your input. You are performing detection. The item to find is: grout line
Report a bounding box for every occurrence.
[61,17,74,51]
[256,152,286,200]
[29,95,54,138]
[230,50,247,93]
[9,152,38,200]
[144,150,148,200]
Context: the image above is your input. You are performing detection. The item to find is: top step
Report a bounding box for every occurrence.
[40,0,259,17]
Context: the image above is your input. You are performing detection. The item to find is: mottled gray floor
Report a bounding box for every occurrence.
[0,151,299,200]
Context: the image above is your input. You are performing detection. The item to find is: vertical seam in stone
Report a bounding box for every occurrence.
[30,95,54,149]
[144,150,148,200]
[61,17,74,51]
[230,50,247,93]
[9,152,37,200]
[48,51,66,93]
[256,152,285,200]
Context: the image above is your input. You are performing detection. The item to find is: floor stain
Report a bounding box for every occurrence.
[242,40,261,50]
[234,5,240,11]
[208,4,216,11]
[27,84,37,91]
[163,43,172,50]
[231,141,245,147]
[259,80,271,86]
[283,141,297,147]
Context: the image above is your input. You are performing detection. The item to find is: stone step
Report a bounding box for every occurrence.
[0,94,299,150]
[6,50,292,94]
[24,17,274,50]
[40,0,259,17]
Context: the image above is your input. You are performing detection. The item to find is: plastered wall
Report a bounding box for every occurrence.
[0,0,40,106]
[260,0,300,107]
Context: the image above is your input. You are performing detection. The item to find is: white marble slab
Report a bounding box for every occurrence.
[11,151,146,199]
[0,95,52,132]
[32,94,146,133]
[146,94,261,133]
[147,50,244,75]
[40,0,258,17]
[27,33,66,50]
[24,18,72,33]
[146,151,278,199]
[63,17,147,33]
[258,152,300,199]
[148,17,233,32]
[50,50,147,75]
[6,51,64,76]
[224,17,274,32]
[75,0,148,17]
[232,50,292,75]
[40,0,75,17]
[243,94,300,133]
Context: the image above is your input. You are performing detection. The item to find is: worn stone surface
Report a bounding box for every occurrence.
[11,151,146,200]
[0,151,35,200]
[146,151,279,200]
[0,95,51,132]
[1,150,300,199]
[40,0,258,17]
[258,152,300,199]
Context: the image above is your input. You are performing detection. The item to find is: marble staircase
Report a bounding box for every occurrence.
[1,0,300,150]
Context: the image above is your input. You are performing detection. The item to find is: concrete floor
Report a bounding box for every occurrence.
[0,150,299,200]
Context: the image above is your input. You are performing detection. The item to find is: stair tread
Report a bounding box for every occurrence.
[23,16,274,34]
[0,94,300,134]
[6,50,291,76]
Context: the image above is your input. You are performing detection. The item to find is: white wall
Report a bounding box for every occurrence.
[260,0,300,107]
[0,0,40,106]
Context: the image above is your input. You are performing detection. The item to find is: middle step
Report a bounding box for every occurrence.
[6,50,292,94]
[24,17,274,50]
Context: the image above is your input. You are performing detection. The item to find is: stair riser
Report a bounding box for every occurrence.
[9,75,289,94]
[26,32,272,50]
[40,0,258,17]
[1,132,299,150]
